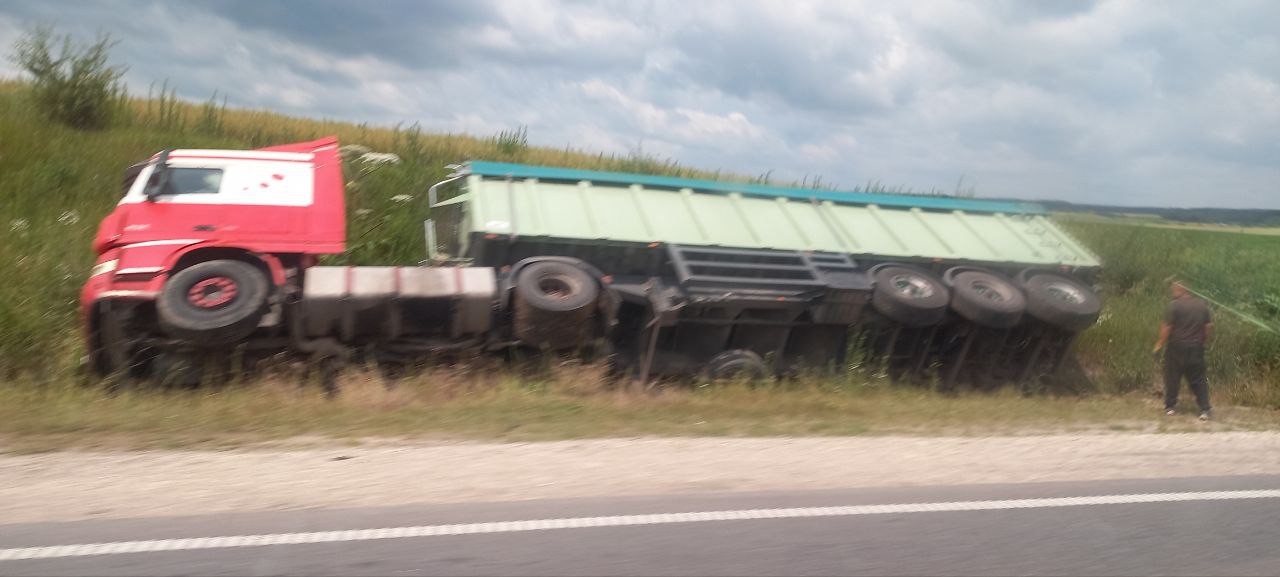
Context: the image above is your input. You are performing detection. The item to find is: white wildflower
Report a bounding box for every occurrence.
[390,194,414,203]
[58,210,80,226]
[9,218,28,232]
[359,152,401,165]
[339,144,372,160]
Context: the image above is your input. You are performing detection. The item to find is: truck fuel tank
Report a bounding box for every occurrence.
[301,266,496,341]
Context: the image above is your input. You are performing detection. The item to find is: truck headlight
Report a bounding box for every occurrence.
[90,259,119,278]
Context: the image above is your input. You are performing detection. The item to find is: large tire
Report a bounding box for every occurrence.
[949,270,1026,328]
[1023,274,1101,332]
[95,302,133,376]
[513,261,600,349]
[871,266,950,327]
[157,259,269,345]
[704,349,768,383]
[151,349,220,388]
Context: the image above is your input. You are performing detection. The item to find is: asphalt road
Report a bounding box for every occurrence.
[3,475,1280,576]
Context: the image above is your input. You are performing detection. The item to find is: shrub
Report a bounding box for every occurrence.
[10,26,128,130]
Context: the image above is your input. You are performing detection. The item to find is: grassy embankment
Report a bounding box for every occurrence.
[2,80,1280,448]
[6,364,1280,453]
[1058,211,1280,236]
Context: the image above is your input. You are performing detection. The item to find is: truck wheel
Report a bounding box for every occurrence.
[705,349,768,383]
[151,349,219,388]
[157,259,269,345]
[95,303,134,377]
[949,270,1026,328]
[871,266,949,327]
[513,261,600,349]
[1023,274,1101,332]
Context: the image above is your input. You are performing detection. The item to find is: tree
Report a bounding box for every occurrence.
[10,26,128,130]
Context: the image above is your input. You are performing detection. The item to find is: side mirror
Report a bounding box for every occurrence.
[143,171,164,202]
[143,149,174,202]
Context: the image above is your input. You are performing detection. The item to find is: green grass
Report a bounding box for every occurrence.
[1063,220,1280,406]
[2,78,1280,449]
[1057,212,1280,236]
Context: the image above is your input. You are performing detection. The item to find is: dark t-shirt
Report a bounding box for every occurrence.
[1165,296,1212,347]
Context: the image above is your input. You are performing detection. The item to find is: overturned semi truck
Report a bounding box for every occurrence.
[82,138,1102,390]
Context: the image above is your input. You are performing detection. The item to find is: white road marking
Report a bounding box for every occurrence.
[3,489,1279,561]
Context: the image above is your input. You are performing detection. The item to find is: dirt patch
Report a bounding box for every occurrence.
[4,432,1280,524]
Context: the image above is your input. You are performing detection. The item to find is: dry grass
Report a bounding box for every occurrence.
[3,361,1279,453]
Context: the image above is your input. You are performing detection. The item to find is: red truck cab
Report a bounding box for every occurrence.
[82,138,347,373]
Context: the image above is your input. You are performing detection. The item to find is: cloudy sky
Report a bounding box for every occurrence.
[2,0,1277,208]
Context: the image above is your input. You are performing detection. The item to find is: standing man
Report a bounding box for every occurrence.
[1153,281,1214,420]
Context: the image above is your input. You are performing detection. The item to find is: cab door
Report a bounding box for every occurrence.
[213,161,314,241]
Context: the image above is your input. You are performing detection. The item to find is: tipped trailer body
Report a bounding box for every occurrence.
[445,161,1098,268]
[83,139,1102,389]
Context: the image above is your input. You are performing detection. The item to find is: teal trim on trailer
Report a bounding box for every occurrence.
[465,160,1046,215]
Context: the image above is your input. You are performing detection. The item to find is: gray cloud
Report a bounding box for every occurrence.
[201,1,493,69]
[1,0,1276,208]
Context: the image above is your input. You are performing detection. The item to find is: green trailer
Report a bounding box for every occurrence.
[428,162,1102,385]
[433,162,1099,268]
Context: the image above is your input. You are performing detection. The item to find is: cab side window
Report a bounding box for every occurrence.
[144,167,224,196]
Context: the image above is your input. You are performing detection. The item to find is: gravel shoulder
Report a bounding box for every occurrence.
[5,432,1280,524]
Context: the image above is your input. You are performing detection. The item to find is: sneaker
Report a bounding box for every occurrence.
[1165,409,1176,416]
[1199,411,1211,421]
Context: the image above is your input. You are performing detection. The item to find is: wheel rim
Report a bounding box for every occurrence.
[891,274,935,299]
[188,276,238,309]
[1044,281,1086,305]
[538,275,578,301]
[970,280,1009,302]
